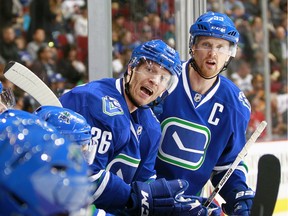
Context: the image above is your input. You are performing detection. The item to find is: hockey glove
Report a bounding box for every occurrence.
[125,178,194,216]
[222,187,255,216]
[175,195,222,216]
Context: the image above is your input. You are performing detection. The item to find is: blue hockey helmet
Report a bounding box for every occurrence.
[0,81,16,113]
[128,39,182,95]
[34,105,91,146]
[189,11,239,57]
[34,105,95,164]
[0,109,93,216]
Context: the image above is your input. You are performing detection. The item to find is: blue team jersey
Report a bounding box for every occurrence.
[155,60,251,199]
[60,78,161,212]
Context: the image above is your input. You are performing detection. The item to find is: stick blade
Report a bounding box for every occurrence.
[4,61,62,107]
[251,154,281,216]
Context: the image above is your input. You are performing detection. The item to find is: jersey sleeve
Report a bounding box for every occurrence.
[90,169,131,211]
[211,89,251,201]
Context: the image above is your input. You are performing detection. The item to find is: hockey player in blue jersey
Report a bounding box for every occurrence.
[154,12,254,216]
[60,39,221,215]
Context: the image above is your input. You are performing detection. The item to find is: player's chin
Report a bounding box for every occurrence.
[137,97,154,107]
[203,70,218,79]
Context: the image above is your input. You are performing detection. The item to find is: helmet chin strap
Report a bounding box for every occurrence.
[189,52,233,79]
[124,70,140,108]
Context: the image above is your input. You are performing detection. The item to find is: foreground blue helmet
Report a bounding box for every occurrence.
[0,109,94,216]
[34,105,95,164]
[0,81,16,113]
[34,105,91,145]
[128,39,182,95]
[189,11,239,57]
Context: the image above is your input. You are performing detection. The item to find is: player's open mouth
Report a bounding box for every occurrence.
[141,86,153,96]
[206,60,216,65]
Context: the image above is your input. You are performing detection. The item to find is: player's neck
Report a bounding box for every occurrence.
[189,66,217,94]
[123,92,138,113]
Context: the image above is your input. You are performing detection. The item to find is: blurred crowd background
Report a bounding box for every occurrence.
[0,0,287,140]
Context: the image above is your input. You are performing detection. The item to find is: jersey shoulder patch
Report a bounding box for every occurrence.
[238,91,251,111]
[102,95,124,116]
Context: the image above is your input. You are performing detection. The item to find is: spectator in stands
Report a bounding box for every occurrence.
[30,44,57,87]
[0,0,23,32]
[26,28,47,61]
[248,97,266,139]
[268,0,284,27]
[229,2,247,21]
[112,48,132,78]
[112,13,126,40]
[148,13,162,39]
[270,69,283,94]
[250,16,264,51]
[234,15,255,63]
[57,44,86,88]
[114,30,137,57]
[145,0,171,23]
[49,0,65,37]
[271,88,288,139]
[251,47,265,75]
[207,0,220,11]
[138,24,153,44]
[15,35,33,67]
[49,72,67,97]
[163,22,176,48]
[61,0,86,21]
[0,25,21,63]
[26,0,57,42]
[246,73,265,103]
[73,4,88,37]
[270,26,287,66]
[231,60,253,94]
[223,0,245,16]
[242,0,261,17]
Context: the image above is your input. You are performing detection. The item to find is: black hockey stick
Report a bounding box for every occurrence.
[251,154,281,216]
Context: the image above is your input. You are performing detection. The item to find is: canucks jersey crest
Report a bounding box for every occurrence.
[102,96,124,116]
[158,117,211,170]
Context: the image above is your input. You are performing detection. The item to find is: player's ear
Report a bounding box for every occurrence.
[190,46,195,56]
[127,65,133,75]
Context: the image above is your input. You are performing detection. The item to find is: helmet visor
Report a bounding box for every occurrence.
[194,40,237,57]
[133,58,175,91]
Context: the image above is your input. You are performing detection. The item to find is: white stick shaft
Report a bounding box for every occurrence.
[4,61,62,107]
[204,121,267,207]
